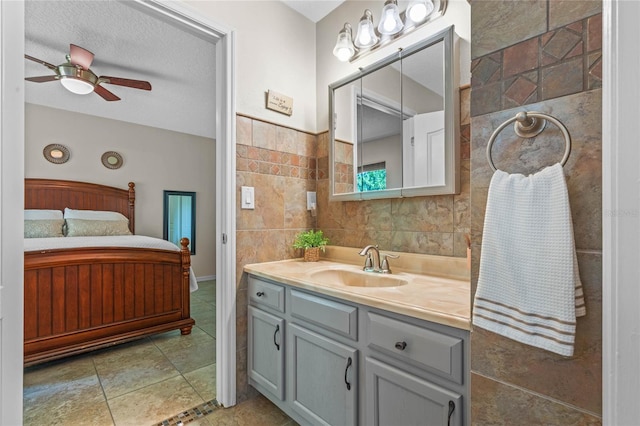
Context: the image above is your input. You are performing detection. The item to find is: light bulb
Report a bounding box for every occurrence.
[406,0,435,24]
[333,23,355,62]
[354,9,379,49]
[335,47,353,62]
[60,77,94,95]
[358,24,371,45]
[377,1,403,35]
[409,4,427,21]
[382,10,396,32]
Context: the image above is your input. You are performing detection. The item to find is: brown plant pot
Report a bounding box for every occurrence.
[303,247,320,262]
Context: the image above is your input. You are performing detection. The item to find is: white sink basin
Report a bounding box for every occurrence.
[309,268,408,288]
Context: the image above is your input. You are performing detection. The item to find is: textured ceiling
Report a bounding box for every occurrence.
[281,0,345,22]
[25,0,216,139]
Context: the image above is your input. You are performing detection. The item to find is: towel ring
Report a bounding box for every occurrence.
[486,111,571,172]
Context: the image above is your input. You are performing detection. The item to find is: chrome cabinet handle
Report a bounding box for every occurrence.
[344,357,352,390]
[395,341,407,351]
[256,291,265,297]
[273,325,280,351]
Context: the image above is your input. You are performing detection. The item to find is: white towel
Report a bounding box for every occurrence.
[472,163,585,356]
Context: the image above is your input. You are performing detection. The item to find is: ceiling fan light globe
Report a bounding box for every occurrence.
[60,77,95,95]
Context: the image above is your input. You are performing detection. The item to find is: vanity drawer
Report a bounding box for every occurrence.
[290,289,358,340]
[367,312,463,384]
[248,276,285,313]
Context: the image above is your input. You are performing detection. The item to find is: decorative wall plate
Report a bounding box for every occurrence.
[43,144,70,164]
[101,151,123,169]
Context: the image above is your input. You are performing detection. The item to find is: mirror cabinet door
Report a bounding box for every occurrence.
[401,39,446,189]
[333,81,358,195]
[358,58,403,196]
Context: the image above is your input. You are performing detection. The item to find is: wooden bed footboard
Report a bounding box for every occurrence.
[24,240,195,366]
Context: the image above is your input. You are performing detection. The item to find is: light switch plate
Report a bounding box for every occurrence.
[307,191,316,211]
[241,186,255,209]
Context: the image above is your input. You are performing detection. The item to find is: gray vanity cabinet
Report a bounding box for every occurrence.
[247,305,285,400]
[247,277,286,401]
[247,274,469,426]
[289,324,358,426]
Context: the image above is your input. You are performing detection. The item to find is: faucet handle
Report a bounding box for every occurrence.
[363,252,375,272]
[379,253,399,274]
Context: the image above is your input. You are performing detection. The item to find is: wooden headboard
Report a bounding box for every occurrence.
[25,179,136,233]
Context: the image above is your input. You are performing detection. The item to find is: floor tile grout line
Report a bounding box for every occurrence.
[91,355,118,425]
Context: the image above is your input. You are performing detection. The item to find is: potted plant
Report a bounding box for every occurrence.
[293,229,329,262]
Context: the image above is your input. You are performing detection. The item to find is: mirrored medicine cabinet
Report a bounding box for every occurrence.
[329,25,459,201]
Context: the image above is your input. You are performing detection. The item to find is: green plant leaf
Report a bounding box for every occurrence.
[293,229,329,251]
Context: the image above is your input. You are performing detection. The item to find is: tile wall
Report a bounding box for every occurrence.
[235,114,317,400]
[470,1,602,423]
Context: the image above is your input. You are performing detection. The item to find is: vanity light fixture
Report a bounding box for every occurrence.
[332,0,446,62]
[354,9,379,49]
[333,23,356,62]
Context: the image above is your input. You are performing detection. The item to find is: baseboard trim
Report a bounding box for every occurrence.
[197,275,216,282]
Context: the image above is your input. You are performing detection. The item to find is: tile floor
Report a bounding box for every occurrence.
[23,280,294,426]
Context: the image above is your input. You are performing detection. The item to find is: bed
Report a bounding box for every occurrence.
[23,178,195,366]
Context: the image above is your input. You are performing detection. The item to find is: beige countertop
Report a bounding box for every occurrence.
[244,246,472,331]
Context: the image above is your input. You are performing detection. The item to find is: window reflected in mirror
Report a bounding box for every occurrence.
[163,190,196,255]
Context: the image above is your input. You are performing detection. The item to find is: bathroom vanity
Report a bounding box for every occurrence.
[245,247,471,426]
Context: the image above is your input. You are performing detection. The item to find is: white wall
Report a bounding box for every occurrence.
[25,103,216,278]
[317,0,471,132]
[186,0,317,133]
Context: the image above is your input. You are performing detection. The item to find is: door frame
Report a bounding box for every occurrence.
[131,1,237,407]
[0,1,26,424]
[602,0,640,423]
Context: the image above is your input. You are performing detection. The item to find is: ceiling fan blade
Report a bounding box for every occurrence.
[24,54,57,71]
[99,76,152,91]
[94,84,121,102]
[25,75,58,83]
[69,44,94,70]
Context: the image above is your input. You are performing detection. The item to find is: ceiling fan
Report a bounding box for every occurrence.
[24,44,152,102]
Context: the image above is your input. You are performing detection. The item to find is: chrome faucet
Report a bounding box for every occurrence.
[359,245,380,272]
[359,245,399,274]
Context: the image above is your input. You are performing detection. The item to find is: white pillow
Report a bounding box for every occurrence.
[64,207,128,221]
[24,209,63,220]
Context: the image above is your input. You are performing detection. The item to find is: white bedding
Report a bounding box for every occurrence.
[24,235,199,292]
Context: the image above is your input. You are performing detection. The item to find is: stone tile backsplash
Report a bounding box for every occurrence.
[471,12,602,117]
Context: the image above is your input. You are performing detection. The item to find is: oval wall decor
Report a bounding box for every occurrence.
[101,151,123,169]
[43,144,70,164]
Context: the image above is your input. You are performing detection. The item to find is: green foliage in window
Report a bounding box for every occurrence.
[357,169,387,192]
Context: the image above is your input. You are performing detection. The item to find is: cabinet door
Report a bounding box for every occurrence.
[366,357,462,426]
[248,306,285,400]
[289,324,358,426]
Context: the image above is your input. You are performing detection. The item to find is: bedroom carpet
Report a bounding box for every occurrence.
[22,280,294,426]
